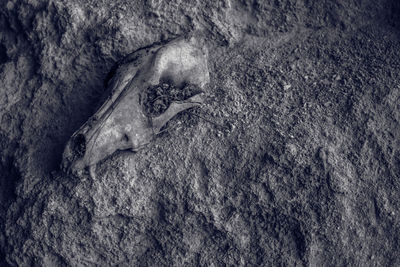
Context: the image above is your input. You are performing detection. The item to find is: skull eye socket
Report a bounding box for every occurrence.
[72,134,86,159]
[142,81,202,117]
[122,134,129,142]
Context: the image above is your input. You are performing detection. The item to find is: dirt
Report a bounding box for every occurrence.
[1,0,400,266]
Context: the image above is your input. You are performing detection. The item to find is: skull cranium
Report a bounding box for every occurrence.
[62,35,209,175]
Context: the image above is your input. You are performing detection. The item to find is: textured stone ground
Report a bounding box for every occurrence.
[1,0,400,266]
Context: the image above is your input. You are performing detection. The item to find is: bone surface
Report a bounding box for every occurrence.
[62,35,209,173]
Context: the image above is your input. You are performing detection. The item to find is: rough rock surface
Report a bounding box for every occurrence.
[1,0,400,266]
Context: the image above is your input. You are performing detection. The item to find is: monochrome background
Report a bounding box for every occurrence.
[1,0,400,265]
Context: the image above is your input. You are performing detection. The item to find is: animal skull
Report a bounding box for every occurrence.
[62,35,209,175]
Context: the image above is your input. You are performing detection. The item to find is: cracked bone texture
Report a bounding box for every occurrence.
[1,0,400,266]
[62,36,209,172]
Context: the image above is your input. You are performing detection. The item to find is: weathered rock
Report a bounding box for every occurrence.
[1,0,400,266]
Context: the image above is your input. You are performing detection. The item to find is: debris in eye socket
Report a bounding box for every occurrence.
[72,134,86,159]
[142,81,203,117]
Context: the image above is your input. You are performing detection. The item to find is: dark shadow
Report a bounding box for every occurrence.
[0,156,19,204]
[385,0,400,30]
[0,155,20,267]
[0,250,11,267]
[0,44,8,64]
